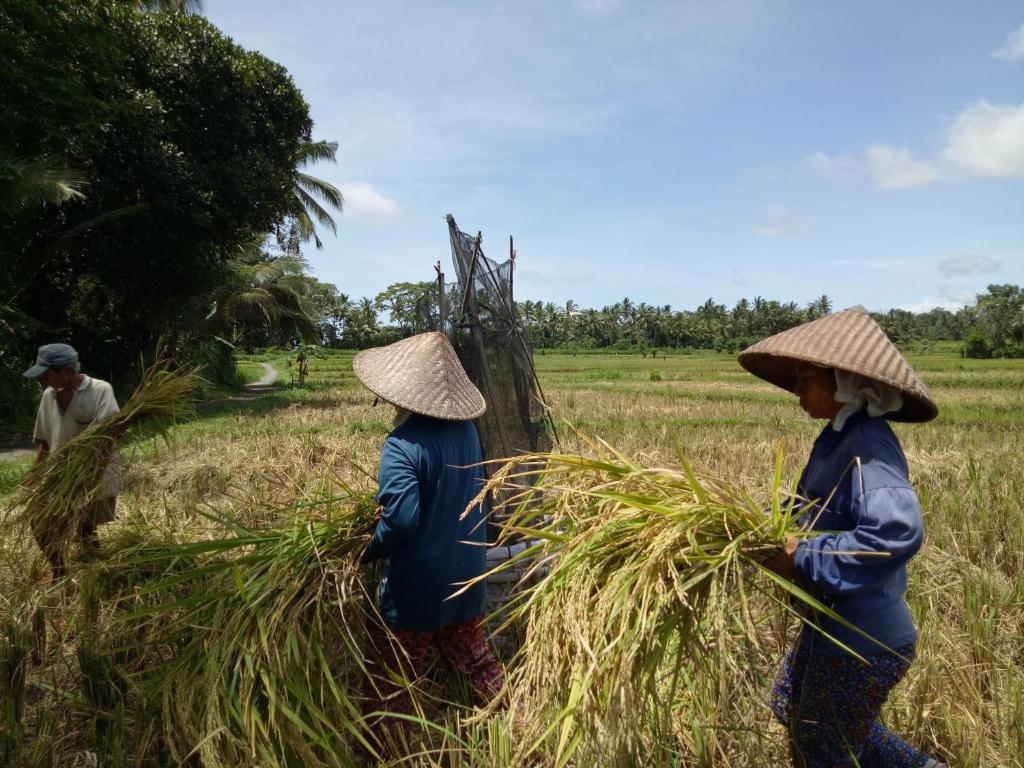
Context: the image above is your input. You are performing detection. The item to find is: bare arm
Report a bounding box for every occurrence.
[34,441,49,465]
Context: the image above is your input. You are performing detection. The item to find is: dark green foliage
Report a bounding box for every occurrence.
[0,0,312,390]
[964,328,994,359]
[189,336,243,388]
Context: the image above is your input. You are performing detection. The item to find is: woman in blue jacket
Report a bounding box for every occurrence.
[739,309,947,768]
[353,332,504,744]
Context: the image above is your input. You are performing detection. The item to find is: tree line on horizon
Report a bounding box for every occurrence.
[274,280,1024,360]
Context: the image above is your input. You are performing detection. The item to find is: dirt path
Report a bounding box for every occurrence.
[0,363,281,462]
[0,440,34,463]
[248,362,278,390]
[196,362,280,411]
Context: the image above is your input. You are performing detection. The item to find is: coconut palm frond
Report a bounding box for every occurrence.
[278,309,319,343]
[290,139,342,248]
[295,172,342,209]
[296,139,339,167]
[274,252,311,275]
[245,259,292,289]
[294,183,340,231]
[295,210,324,250]
[293,187,338,249]
[0,156,87,218]
[220,289,281,327]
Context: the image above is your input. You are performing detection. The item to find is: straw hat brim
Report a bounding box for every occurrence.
[353,332,486,421]
[739,352,937,422]
[737,309,938,423]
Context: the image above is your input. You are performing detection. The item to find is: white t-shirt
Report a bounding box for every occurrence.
[34,376,121,497]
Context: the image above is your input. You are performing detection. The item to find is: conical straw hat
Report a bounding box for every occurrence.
[353,332,486,421]
[738,308,938,422]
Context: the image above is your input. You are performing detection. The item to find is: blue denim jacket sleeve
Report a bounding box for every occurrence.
[793,485,924,596]
[365,437,422,562]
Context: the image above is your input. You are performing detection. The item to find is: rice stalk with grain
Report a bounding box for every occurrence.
[465,436,868,766]
[9,363,202,559]
[103,486,386,767]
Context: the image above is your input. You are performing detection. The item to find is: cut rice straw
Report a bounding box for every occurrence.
[100,484,395,767]
[460,433,878,766]
[7,362,202,560]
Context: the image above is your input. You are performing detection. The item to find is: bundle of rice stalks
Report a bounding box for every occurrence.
[11,363,202,559]
[108,487,383,767]
[1,618,30,764]
[468,438,859,766]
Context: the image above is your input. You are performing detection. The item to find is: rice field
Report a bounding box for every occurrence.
[1,348,1022,766]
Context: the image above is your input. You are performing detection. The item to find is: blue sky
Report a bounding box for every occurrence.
[206,0,1024,313]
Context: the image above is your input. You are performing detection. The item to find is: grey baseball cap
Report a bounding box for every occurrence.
[23,343,79,378]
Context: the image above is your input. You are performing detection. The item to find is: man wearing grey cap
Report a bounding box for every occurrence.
[24,343,121,577]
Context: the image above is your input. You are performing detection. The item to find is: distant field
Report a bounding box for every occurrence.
[2,348,1021,765]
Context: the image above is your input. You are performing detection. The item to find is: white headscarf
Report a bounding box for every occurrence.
[832,370,903,431]
[393,406,413,427]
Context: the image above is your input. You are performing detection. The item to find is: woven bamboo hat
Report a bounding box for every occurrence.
[738,308,938,422]
[353,331,486,421]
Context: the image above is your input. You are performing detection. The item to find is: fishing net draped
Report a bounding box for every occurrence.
[443,215,552,474]
[441,214,552,637]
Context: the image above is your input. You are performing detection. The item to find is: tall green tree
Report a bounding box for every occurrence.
[374,281,438,333]
[0,0,312,382]
[974,284,1024,352]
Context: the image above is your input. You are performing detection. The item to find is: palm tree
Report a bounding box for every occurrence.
[619,297,634,325]
[561,300,580,344]
[292,140,343,250]
[0,155,86,219]
[333,292,353,331]
[213,239,318,344]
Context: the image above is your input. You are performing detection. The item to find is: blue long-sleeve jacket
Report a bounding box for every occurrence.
[793,409,924,655]
[365,414,489,631]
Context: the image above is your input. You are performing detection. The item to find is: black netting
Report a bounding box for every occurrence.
[433,215,553,638]
[445,216,551,458]
[441,215,553,525]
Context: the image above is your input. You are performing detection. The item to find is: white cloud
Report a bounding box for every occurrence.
[900,298,960,313]
[751,205,809,238]
[993,22,1024,61]
[937,252,1001,277]
[944,100,1024,178]
[803,151,864,184]
[337,182,400,222]
[804,146,940,189]
[804,100,1024,189]
[937,283,979,307]
[864,144,940,189]
[575,0,622,15]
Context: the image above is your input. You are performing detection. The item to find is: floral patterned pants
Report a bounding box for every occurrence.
[770,636,932,767]
[361,617,504,741]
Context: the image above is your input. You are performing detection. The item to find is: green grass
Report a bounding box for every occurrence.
[235,360,269,384]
